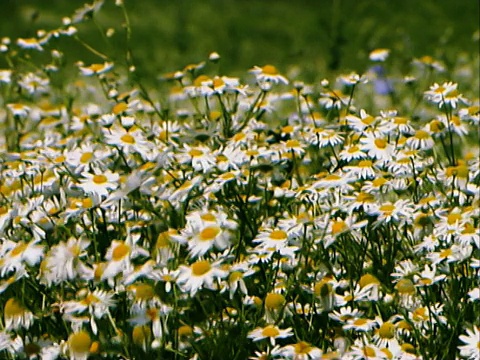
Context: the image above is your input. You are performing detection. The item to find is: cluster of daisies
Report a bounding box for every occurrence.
[0,2,479,360]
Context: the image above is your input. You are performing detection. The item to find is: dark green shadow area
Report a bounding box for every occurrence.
[1,0,478,83]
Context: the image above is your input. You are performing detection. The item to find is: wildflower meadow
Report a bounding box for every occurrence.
[0,1,479,359]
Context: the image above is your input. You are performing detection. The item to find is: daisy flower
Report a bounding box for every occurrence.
[78,169,119,198]
[253,228,290,251]
[176,144,216,173]
[280,341,323,359]
[166,175,203,206]
[425,81,466,108]
[413,55,445,71]
[406,128,435,150]
[248,324,293,346]
[67,330,92,360]
[250,64,288,85]
[343,317,377,332]
[308,128,344,148]
[41,237,91,285]
[339,144,367,162]
[318,90,350,110]
[176,259,227,296]
[4,297,34,330]
[346,109,378,132]
[344,159,378,180]
[185,225,232,258]
[347,339,385,360]
[367,199,415,225]
[18,73,50,95]
[7,103,31,117]
[65,143,110,174]
[360,133,395,162]
[102,233,149,282]
[61,289,116,335]
[440,114,469,137]
[322,215,368,248]
[0,239,44,276]
[338,72,367,86]
[369,48,390,62]
[413,264,446,287]
[104,126,150,156]
[0,69,12,83]
[78,62,114,76]
[222,263,255,299]
[17,37,44,51]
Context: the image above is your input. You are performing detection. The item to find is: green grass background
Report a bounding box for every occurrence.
[1,0,479,83]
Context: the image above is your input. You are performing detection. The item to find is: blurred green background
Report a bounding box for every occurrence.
[1,0,479,83]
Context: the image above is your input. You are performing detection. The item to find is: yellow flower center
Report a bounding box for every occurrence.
[68,331,92,354]
[359,274,380,288]
[82,198,93,208]
[354,318,368,326]
[200,213,216,221]
[80,152,93,163]
[191,260,211,276]
[395,279,415,294]
[379,203,395,215]
[199,226,221,241]
[112,243,130,261]
[113,102,128,114]
[194,75,210,87]
[440,248,452,258]
[120,134,135,144]
[282,125,294,134]
[262,65,278,75]
[455,165,469,178]
[324,174,341,181]
[362,115,375,125]
[82,293,99,305]
[132,325,151,346]
[374,138,387,149]
[265,293,285,310]
[358,160,372,167]
[134,284,155,301]
[378,322,395,339]
[286,139,301,148]
[220,172,236,180]
[447,213,461,225]
[372,177,387,187]
[314,281,333,297]
[10,242,27,257]
[331,220,347,235]
[401,343,416,354]
[4,298,25,317]
[156,231,172,248]
[178,325,193,337]
[381,348,393,359]
[262,325,280,337]
[462,223,475,234]
[415,130,430,139]
[348,145,360,153]
[213,77,224,88]
[189,149,204,157]
[93,174,108,184]
[229,271,243,283]
[55,155,66,163]
[356,192,374,202]
[363,346,376,357]
[269,230,287,240]
[397,320,412,331]
[89,341,100,354]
